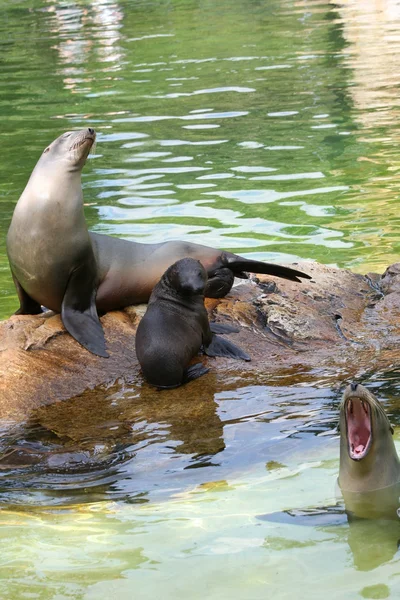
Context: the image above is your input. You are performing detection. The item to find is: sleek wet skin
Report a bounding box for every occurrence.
[90,234,313,310]
[339,383,400,493]
[7,128,311,356]
[338,383,400,520]
[259,383,400,530]
[135,258,250,388]
[6,128,108,357]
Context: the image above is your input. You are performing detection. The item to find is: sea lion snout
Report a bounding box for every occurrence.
[179,276,206,296]
[343,382,369,400]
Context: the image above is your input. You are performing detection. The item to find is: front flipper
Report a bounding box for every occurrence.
[12,274,42,315]
[205,267,235,298]
[61,264,108,358]
[204,335,251,361]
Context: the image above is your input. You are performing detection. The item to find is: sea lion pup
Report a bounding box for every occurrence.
[339,383,400,520]
[135,258,250,388]
[6,128,108,358]
[7,128,311,356]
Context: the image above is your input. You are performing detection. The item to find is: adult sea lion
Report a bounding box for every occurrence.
[338,382,400,520]
[6,128,108,358]
[7,128,311,356]
[91,233,312,310]
[260,383,400,522]
[258,383,400,569]
[135,258,250,388]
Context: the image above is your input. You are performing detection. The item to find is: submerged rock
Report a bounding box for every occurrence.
[1,261,400,422]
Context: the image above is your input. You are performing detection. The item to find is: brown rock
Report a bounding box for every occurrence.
[1,261,399,423]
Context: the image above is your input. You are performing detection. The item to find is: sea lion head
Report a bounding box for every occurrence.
[338,383,400,492]
[40,128,96,171]
[165,258,207,297]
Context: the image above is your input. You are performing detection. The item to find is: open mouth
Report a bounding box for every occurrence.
[345,397,372,460]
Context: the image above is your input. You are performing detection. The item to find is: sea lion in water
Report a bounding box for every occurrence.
[258,383,400,569]
[7,128,311,356]
[338,382,400,519]
[260,383,400,524]
[135,258,250,388]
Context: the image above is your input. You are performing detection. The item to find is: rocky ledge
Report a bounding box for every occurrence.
[1,261,400,422]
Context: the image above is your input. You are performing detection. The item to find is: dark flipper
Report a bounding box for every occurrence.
[183,363,210,384]
[224,254,312,283]
[61,264,108,358]
[210,322,239,335]
[204,335,251,361]
[12,274,42,315]
[205,267,235,298]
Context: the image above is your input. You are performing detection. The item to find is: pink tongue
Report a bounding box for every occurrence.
[354,444,364,454]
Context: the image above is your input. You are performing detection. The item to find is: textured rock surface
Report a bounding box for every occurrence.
[1,261,400,422]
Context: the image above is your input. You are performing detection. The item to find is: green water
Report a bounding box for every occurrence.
[2,0,400,597]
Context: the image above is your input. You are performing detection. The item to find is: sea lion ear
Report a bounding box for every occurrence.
[336,422,341,432]
[390,424,394,435]
[43,147,50,154]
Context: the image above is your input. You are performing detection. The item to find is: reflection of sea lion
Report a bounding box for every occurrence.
[0,374,226,504]
[338,382,400,519]
[6,128,108,358]
[135,258,250,388]
[7,129,311,356]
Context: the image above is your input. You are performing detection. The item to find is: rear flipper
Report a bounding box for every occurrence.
[205,267,234,298]
[225,254,312,283]
[61,263,109,358]
[210,322,239,334]
[204,335,251,361]
[12,274,42,315]
[183,363,210,384]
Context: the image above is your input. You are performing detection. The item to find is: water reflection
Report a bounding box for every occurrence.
[335,0,400,129]
[47,0,125,92]
[0,383,338,507]
[261,506,400,571]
